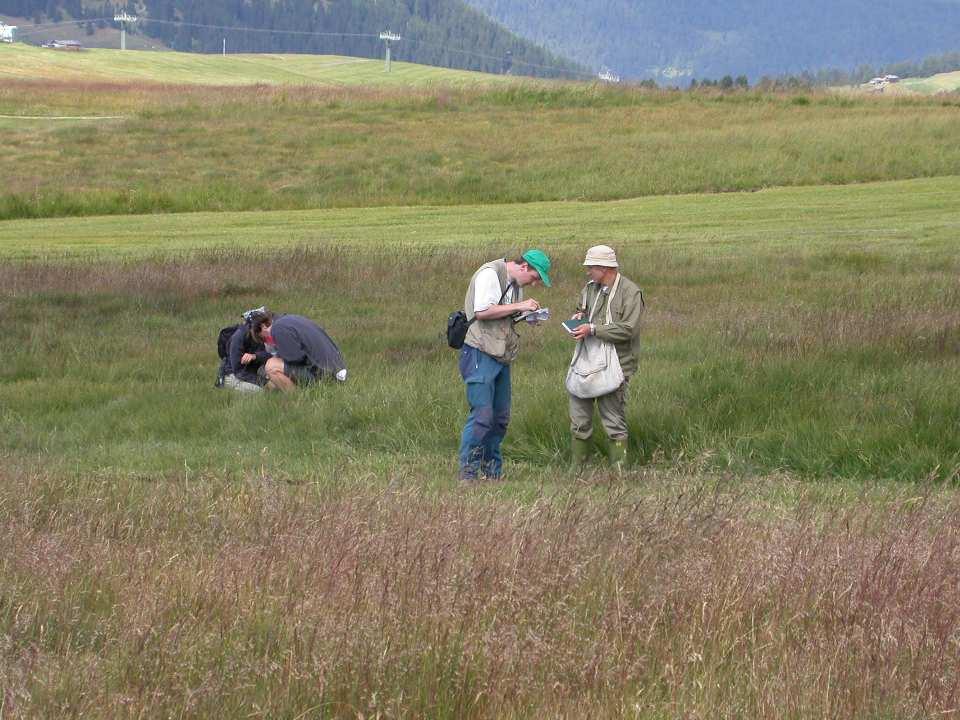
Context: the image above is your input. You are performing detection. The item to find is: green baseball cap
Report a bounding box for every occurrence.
[521,248,552,287]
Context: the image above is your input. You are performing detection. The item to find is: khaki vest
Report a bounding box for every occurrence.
[464,260,522,364]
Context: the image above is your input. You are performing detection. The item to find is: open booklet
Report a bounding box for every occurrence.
[514,308,551,324]
[562,318,589,334]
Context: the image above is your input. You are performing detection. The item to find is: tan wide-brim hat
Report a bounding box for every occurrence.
[583,244,618,267]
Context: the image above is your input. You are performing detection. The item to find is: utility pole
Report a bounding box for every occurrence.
[379,31,401,73]
[114,11,137,51]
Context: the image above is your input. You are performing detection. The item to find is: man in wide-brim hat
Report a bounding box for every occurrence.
[567,244,645,470]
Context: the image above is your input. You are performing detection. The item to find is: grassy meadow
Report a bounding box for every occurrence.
[2,176,958,483]
[2,203,960,715]
[2,55,960,717]
[2,72,960,220]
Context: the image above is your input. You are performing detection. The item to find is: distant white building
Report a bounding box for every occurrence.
[884,75,900,83]
[0,23,17,42]
[598,67,621,83]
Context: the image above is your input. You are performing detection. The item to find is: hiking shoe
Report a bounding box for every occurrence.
[458,469,480,485]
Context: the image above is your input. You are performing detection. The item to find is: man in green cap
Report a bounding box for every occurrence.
[458,250,552,482]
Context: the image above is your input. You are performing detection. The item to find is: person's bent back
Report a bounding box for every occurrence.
[252,313,347,392]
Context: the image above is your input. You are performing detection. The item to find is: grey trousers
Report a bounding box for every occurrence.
[569,383,628,441]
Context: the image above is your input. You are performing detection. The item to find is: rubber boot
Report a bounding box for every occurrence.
[608,438,628,473]
[570,436,592,473]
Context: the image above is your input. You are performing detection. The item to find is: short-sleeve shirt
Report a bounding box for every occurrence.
[473,267,515,313]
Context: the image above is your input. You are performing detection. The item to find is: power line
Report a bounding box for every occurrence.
[11,16,381,41]
[13,17,113,37]
[141,17,380,40]
[400,36,593,78]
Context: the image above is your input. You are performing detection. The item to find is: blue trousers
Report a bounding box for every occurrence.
[458,345,511,479]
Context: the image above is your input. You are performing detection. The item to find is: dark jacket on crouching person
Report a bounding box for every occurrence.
[227,324,272,385]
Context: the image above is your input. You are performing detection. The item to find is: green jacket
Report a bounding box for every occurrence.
[576,274,645,379]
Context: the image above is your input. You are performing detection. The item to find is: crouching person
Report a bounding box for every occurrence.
[567,245,644,471]
[251,313,347,391]
[223,308,274,393]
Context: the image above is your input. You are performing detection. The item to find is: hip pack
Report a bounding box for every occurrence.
[446,280,514,349]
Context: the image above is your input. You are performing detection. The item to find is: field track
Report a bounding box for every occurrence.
[0,113,124,119]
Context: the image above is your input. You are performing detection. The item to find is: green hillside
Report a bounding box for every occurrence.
[1,0,585,78]
[899,70,960,94]
[0,42,513,86]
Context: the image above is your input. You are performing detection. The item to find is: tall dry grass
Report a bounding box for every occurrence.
[1,467,958,718]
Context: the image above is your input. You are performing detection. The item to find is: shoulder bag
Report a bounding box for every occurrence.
[564,275,624,399]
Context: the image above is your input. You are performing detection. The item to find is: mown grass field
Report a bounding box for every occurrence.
[0,42,511,87]
[2,66,960,220]
[2,60,960,717]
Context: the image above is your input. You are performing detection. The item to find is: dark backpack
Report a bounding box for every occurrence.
[217,324,240,360]
[215,324,241,388]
